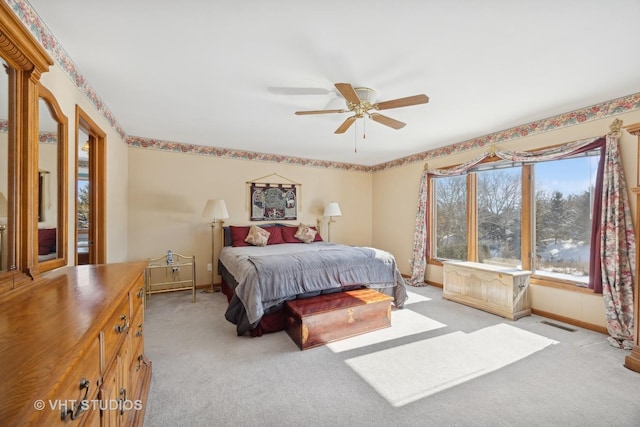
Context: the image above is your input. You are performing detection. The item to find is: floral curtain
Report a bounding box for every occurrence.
[408,155,488,286]
[600,136,635,349]
[408,133,635,347]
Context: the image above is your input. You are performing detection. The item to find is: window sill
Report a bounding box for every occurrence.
[529,276,596,294]
[430,258,597,294]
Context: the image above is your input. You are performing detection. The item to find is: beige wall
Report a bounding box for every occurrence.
[126,148,373,285]
[34,58,640,329]
[372,111,640,329]
[40,64,130,264]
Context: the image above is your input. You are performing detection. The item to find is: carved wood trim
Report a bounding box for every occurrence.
[623,122,640,137]
[0,2,51,73]
[0,2,53,289]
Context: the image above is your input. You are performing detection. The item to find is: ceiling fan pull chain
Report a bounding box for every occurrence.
[363,115,366,140]
[354,121,358,153]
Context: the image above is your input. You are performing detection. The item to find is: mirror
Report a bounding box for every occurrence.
[37,85,67,271]
[77,128,90,265]
[0,60,13,274]
[0,3,55,290]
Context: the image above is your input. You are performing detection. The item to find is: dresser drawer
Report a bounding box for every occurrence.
[37,337,101,425]
[101,294,131,372]
[130,303,144,355]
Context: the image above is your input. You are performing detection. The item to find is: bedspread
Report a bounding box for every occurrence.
[220,242,408,334]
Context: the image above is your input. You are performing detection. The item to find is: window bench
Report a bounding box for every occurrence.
[442,261,531,320]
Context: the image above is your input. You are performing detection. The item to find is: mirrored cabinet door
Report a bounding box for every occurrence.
[37,84,67,272]
[0,60,12,274]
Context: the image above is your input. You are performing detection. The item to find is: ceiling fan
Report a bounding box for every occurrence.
[295,82,429,134]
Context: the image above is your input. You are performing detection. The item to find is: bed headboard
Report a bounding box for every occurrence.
[223,222,322,247]
[223,223,283,247]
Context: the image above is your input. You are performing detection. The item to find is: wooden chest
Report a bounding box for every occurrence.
[443,261,531,320]
[285,288,394,350]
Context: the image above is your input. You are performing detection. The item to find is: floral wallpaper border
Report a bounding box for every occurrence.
[7,0,640,173]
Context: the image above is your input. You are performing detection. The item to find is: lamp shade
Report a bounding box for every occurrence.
[202,199,229,220]
[323,202,342,217]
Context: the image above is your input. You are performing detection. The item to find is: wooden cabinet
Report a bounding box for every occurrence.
[0,262,152,426]
[443,261,531,320]
[623,122,640,373]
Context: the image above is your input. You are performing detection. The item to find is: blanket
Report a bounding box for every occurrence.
[221,242,408,333]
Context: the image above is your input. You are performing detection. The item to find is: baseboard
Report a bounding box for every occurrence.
[531,309,607,334]
[424,280,442,288]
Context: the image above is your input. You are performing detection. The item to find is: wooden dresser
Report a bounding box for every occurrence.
[0,262,152,426]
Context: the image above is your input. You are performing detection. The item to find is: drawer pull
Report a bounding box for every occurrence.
[137,287,144,298]
[135,323,143,337]
[119,387,127,415]
[114,314,128,334]
[60,378,90,421]
[136,354,144,371]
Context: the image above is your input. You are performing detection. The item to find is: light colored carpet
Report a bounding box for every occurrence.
[346,323,558,407]
[143,285,640,427]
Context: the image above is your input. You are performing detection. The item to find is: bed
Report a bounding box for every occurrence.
[219,223,408,336]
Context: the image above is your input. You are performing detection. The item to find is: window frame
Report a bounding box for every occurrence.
[428,151,599,292]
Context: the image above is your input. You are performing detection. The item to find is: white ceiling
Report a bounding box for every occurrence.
[26,0,640,167]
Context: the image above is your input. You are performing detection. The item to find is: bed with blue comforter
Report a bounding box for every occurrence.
[219,239,408,336]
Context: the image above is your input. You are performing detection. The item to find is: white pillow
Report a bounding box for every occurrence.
[294,223,317,243]
[244,225,270,247]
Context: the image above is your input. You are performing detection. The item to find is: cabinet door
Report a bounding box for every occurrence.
[100,334,131,427]
[100,362,119,427]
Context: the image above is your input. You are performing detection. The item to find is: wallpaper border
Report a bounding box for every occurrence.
[8,0,640,173]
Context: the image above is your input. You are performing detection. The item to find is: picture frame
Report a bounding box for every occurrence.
[250,183,297,221]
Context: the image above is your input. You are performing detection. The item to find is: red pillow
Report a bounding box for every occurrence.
[230,226,251,247]
[38,228,57,255]
[280,226,301,243]
[266,227,284,245]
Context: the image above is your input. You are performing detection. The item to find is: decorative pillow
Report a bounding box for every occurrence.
[266,226,284,245]
[311,226,323,242]
[230,226,252,247]
[294,223,317,243]
[38,228,57,255]
[244,225,270,247]
[281,225,301,243]
[223,226,232,247]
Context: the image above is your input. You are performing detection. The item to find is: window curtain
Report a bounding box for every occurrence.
[408,133,635,348]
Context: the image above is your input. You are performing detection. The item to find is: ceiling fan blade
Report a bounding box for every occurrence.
[335,116,357,134]
[268,87,332,95]
[335,83,361,106]
[295,109,346,115]
[374,94,429,110]
[369,113,406,130]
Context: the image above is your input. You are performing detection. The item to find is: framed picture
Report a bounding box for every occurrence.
[250,183,297,221]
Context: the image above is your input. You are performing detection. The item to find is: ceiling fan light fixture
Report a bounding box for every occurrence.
[353,87,376,107]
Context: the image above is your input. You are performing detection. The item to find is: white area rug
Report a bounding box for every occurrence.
[345,323,558,407]
[327,308,446,353]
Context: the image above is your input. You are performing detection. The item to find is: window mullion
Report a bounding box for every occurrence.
[467,173,477,262]
[521,165,533,271]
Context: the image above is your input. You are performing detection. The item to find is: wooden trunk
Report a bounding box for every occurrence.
[285,288,393,350]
